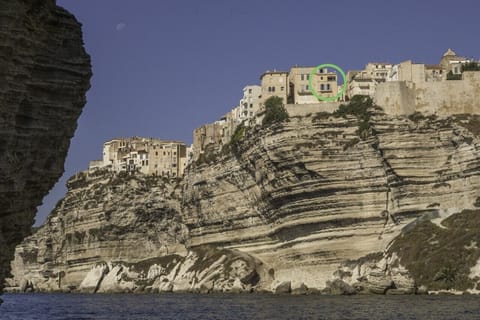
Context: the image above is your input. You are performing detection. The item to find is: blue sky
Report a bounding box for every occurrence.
[35,0,480,225]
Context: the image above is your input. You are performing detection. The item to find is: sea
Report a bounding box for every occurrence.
[1,293,480,320]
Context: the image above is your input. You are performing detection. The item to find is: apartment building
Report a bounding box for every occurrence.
[100,137,187,177]
[288,66,338,104]
[260,71,289,104]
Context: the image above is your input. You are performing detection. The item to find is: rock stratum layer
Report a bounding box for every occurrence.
[8,110,480,294]
[182,111,480,293]
[0,0,91,296]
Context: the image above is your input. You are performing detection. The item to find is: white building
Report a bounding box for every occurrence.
[347,62,393,98]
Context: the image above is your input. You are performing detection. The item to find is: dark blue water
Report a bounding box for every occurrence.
[1,293,480,320]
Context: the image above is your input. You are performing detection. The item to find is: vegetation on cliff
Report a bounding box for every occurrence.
[389,209,480,291]
[334,95,380,139]
[262,96,289,127]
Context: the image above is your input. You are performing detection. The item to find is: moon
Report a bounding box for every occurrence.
[116,23,126,32]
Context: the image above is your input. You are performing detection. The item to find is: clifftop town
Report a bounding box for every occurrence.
[8,48,480,296]
[89,49,480,175]
[193,48,480,163]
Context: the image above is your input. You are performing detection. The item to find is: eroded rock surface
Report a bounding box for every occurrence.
[8,171,186,292]
[0,0,91,296]
[8,111,480,294]
[182,111,480,290]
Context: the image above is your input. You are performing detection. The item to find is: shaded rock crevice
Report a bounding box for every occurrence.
[0,0,91,297]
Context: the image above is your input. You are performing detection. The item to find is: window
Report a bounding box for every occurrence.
[326,84,331,90]
[155,151,158,156]
[173,151,177,155]
[250,103,253,108]
[301,74,304,81]
[327,76,336,81]
[306,74,310,80]
[163,151,166,155]
[272,86,275,92]
[248,88,252,93]
[305,85,309,91]
[320,84,325,91]
[280,86,284,91]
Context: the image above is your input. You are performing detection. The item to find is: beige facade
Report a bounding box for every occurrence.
[147,141,187,177]
[100,137,187,178]
[288,66,338,104]
[260,71,289,104]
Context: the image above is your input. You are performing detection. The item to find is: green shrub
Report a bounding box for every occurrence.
[333,95,377,139]
[461,62,480,72]
[388,209,480,291]
[262,96,289,127]
[231,124,245,144]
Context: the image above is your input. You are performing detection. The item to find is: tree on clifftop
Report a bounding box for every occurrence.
[262,96,289,127]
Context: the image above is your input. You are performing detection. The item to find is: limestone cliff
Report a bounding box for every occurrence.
[9,171,186,291]
[0,0,91,296]
[8,171,265,293]
[182,109,480,292]
[8,107,480,294]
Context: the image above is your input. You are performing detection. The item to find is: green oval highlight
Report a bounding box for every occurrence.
[308,64,347,102]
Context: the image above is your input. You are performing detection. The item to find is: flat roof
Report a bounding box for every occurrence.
[260,70,288,79]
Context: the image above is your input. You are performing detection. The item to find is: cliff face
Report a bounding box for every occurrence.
[182,111,480,290]
[9,171,265,294]
[9,171,186,291]
[8,111,480,294]
[0,0,91,296]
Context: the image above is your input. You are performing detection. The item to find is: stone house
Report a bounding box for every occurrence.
[346,63,392,99]
[97,137,187,177]
[288,66,338,104]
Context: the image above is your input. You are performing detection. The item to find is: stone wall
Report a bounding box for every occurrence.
[285,102,341,116]
[375,71,480,116]
[374,82,415,115]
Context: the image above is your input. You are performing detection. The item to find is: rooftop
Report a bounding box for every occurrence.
[260,70,289,79]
